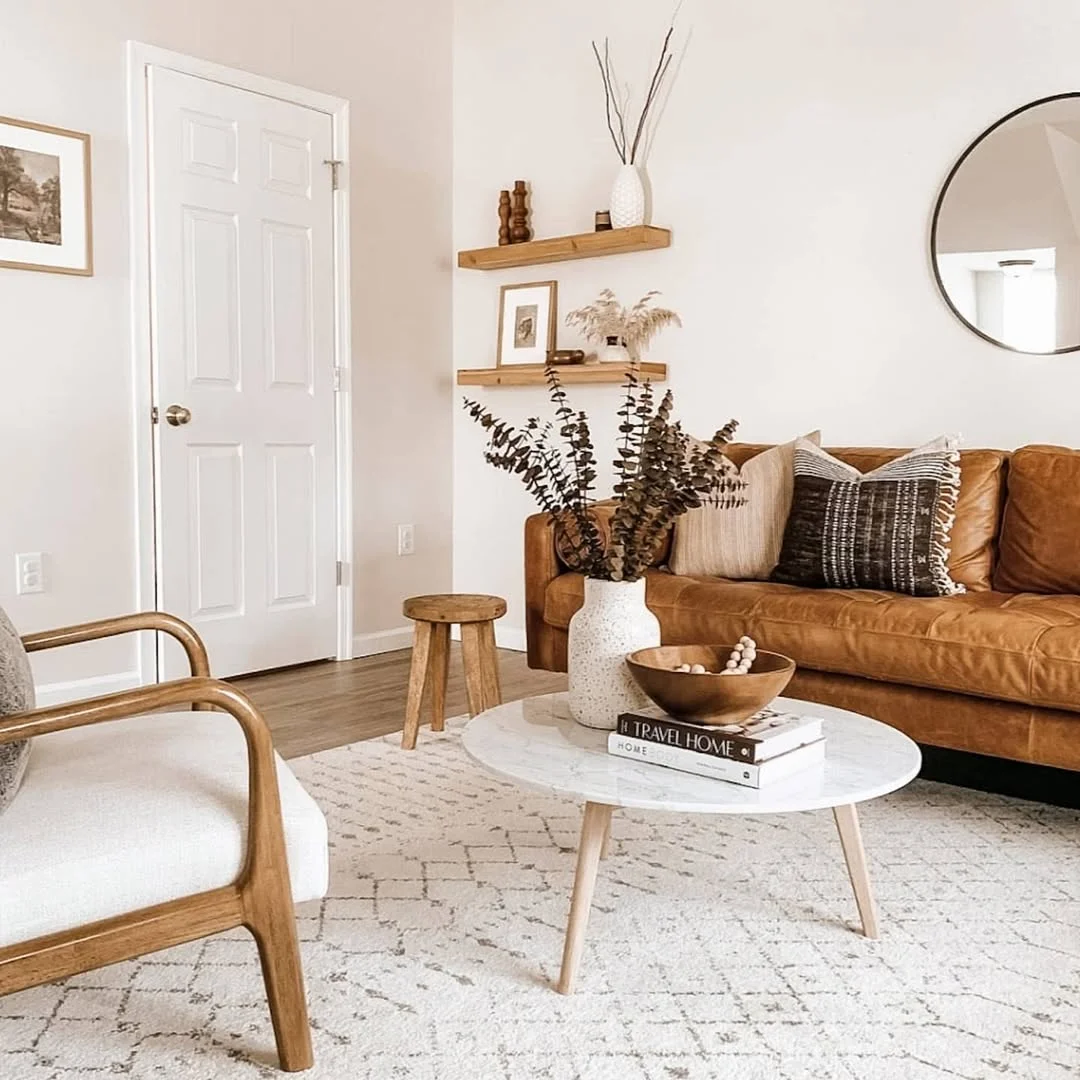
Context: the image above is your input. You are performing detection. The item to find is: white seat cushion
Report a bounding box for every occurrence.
[0,710,328,949]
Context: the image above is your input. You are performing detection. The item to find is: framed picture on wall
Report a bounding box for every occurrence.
[0,116,92,276]
[497,280,557,366]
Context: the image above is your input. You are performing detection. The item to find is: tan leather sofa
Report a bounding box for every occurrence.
[525,444,1080,771]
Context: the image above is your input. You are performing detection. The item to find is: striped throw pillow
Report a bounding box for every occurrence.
[772,437,965,597]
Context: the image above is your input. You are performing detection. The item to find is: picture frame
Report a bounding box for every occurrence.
[0,115,92,276]
[497,280,557,366]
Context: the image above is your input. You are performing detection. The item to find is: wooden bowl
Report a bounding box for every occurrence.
[625,645,796,726]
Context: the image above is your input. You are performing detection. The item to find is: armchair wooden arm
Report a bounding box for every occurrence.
[0,676,313,1071]
[21,611,211,709]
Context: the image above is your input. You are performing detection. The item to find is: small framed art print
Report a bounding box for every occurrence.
[0,115,92,275]
[497,280,557,366]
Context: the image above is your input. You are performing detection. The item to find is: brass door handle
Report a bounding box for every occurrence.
[165,404,192,427]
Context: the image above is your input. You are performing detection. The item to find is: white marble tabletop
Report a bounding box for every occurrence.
[461,693,921,814]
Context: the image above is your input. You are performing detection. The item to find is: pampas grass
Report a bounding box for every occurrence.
[565,289,682,362]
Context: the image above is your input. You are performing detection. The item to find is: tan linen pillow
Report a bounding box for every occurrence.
[670,431,821,579]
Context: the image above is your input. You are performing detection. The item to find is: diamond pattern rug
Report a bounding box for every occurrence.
[2,720,1078,1079]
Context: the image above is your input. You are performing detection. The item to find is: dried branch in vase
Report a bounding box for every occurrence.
[592,19,677,165]
[565,289,682,362]
[463,368,744,583]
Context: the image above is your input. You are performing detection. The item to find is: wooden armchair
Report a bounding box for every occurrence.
[0,613,327,1072]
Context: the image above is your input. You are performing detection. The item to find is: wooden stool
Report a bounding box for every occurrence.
[401,593,506,750]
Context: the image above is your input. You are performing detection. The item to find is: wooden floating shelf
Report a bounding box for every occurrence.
[457,226,671,271]
[457,361,667,387]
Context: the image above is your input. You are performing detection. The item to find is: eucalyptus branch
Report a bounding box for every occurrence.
[463,365,741,583]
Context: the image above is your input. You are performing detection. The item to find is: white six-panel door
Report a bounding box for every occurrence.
[148,67,338,678]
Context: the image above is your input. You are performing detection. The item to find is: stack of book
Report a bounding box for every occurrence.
[608,707,826,789]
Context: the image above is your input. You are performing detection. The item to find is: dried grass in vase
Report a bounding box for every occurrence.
[565,289,681,362]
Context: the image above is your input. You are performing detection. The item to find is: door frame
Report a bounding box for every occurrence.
[126,41,354,683]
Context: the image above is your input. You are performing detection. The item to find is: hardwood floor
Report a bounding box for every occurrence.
[232,646,567,760]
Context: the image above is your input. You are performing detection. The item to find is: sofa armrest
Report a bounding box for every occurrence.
[22,611,211,710]
[525,512,564,670]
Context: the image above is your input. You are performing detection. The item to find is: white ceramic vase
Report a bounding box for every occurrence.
[609,164,646,229]
[599,336,631,363]
[568,577,661,730]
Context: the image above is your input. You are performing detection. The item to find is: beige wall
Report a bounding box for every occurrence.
[453,0,1080,644]
[0,0,453,692]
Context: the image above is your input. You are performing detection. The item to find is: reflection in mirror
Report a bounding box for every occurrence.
[932,94,1080,354]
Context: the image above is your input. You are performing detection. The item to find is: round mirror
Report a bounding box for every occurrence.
[932,93,1080,354]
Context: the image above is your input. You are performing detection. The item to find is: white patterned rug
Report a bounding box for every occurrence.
[3,720,1078,1080]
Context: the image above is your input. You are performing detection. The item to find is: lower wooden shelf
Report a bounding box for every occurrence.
[456,362,667,387]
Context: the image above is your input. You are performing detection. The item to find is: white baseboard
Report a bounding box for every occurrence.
[34,670,144,708]
[356,624,527,656]
[353,626,414,657]
[494,625,526,652]
[449,624,527,653]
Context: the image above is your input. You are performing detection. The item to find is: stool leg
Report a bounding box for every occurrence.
[460,622,487,717]
[428,622,451,731]
[402,621,433,749]
[478,619,502,710]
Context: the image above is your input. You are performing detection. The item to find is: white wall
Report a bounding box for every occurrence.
[452,0,1080,644]
[0,0,453,694]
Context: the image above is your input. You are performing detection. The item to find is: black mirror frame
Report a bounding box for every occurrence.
[930,91,1080,356]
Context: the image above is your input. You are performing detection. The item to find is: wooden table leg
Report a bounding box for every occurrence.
[477,619,502,709]
[460,622,487,717]
[428,623,450,731]
[401,621,433,750]
[833,803,879,939]
[599,810,612,860]
[557,801,613,994]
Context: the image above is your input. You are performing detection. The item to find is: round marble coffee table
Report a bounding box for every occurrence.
[461,692,921,994]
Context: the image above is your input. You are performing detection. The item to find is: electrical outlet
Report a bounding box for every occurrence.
[15,552,44,595]
[397,524,415,556]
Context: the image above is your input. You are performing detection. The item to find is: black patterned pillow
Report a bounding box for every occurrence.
[772,437,965,597]
[0,604,32,814]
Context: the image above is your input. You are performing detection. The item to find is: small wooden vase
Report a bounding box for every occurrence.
[497,190,511,246]
[509,180,532,243]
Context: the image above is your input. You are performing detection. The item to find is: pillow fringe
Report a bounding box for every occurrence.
[930,450,965,596]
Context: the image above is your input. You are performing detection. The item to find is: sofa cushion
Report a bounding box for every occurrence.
[773,437,965,597]
[0,711,328,948]
[0,605,33,815]
[544,570,1080,714]
[670,432,820,580]
[995,445,1080,595]
[726,445,1008,591]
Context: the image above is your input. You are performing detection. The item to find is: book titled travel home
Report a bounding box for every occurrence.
[616,707,823,764]
[608,732,826,789]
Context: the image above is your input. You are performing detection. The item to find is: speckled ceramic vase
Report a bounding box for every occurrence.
[568,577,661,730]
[609,164,646,228]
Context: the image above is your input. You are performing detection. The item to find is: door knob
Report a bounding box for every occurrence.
[165,404,192,427]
